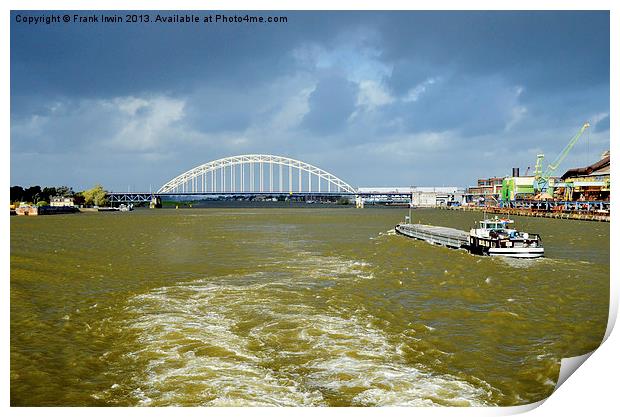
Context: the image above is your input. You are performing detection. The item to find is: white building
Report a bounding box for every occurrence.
[357,186,464,207]
[411,187,462,207]
[50,196,75,207]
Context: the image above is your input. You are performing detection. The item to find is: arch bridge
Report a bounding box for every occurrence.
[158,154,357,194]
[108,154,365,204]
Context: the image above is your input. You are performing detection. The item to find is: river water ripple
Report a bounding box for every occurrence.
[10,207,609,406]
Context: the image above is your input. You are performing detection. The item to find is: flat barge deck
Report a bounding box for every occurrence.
[395,223,469,249]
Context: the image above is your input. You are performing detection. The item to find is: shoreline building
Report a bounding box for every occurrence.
[50,196,75,207]
[465,177,505,205]
[411,187,464,207]
[557,151,610,201]
[356,187,465,207]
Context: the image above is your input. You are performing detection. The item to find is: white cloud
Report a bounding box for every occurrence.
[515,86,524,97]
[403,77,439,103]
[356,130,456,158]
[505,105,528,132]
[589,112,609,125]
[292,37,392,84]
[355,80,394,112]
[11,95,214,156]
[504,85,527,132]
[114,97,150,116]
[108,96,187,152]
[268,86,315,131]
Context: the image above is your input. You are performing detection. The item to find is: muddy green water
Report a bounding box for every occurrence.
[10,207,609,406]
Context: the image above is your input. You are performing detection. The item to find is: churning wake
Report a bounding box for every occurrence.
[106,253,495,406]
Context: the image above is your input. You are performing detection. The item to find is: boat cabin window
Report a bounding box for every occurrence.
[481,222,506,230]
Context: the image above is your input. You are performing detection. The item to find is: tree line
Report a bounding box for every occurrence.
[10,184,108,207]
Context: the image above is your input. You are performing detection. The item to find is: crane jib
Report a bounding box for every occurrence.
[542,122,590,179]
[534,122,590,193]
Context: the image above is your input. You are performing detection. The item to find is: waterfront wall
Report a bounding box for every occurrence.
[15,206,80,216]
[441,205,610,222]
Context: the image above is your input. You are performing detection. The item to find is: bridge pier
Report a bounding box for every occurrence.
[149,196,162,209]
[355,195,364,208]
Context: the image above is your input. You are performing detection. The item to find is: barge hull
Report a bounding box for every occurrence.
[488,247,544,258]
[395,223,469,249]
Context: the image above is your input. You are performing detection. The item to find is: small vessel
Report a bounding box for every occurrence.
[468,216,544,258]
[97,204,133,212]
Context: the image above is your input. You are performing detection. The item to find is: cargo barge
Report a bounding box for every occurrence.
[395,223,470,249]
[396,216,544,258]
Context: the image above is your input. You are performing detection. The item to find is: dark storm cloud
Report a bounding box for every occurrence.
[10,11,344,101]
[10,10,610,189]
[387,75,521,136]
[301,74,358,134]
[379,11,609,91]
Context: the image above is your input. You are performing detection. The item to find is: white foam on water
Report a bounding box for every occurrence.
[350,371,490,407]
[358,274,375,280]
[113,253,495,406]
[279,314,491,406]
[495,255,577,270]
[495,257,542,269]
[120,281,324,406]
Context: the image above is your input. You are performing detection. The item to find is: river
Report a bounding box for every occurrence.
[10,207,609,406]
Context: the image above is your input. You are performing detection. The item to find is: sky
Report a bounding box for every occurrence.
[10,10,610,191]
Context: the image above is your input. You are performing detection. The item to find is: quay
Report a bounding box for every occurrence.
[15,205,79,216]
[441,205,610,222]
[395,223,469,249]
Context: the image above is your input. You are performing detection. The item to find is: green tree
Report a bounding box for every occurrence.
[24,186,42,203]
[73,192,85,206]
[56,186,74,197]
[10,186,24,203]
[336,197,351,205]
[41,187,57,203]
[82,184,108,207]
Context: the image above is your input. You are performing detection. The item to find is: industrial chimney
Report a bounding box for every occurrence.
[512,167,520,177]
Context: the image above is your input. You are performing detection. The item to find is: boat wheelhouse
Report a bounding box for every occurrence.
[469,216,544,258]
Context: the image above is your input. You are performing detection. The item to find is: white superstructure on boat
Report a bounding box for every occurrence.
[468,217,544,258]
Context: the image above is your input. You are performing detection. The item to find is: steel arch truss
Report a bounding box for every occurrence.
[157,154,357,194]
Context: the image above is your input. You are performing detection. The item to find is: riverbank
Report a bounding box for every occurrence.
[441,205,610,222]
[14,205,80,216]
